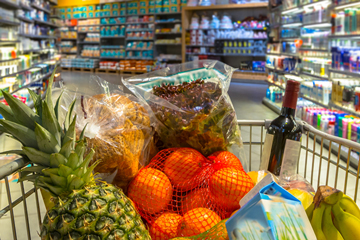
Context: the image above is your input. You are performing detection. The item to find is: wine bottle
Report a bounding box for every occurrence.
[261,80,302,176]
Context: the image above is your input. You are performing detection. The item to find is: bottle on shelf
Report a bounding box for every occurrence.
[261,80,302,176]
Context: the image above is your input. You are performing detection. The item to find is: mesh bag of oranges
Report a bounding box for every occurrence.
[127,147,254,239]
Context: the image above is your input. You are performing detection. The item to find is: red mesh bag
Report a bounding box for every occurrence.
[127,147,254,239]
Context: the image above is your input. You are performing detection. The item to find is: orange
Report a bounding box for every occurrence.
[181,188,212,215]
[178,208,221,237]
[128,168,173,214]
[150,212,183,240]
[247,171,268,185]
[208,151,243,171]
[209,167,254,210]
[164,148,206,190]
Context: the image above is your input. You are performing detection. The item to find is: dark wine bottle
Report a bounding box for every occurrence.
[262,80,302,176]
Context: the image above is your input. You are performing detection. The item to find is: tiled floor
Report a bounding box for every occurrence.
[0,71,358,239]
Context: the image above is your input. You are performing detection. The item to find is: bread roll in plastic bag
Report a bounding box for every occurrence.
[59,76,155,191]
[123,60,248,171]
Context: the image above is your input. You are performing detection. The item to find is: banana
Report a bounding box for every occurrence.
[332,201,360,240]
[306,202,314,220]
[311,202,327,240]
[339,195,360,220]
[322,205,344,240]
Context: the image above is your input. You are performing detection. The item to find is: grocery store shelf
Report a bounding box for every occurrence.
[22,48,55,53]
[0,39,19,44]
[61,52,77,54]
[61,38,77,40]
[299,48,329,52]
[187,44,214,47]
[329,68,360,78]
[329,101,360,118]
[127,37,153,40]
[280,37,300,41]
[329,34,360,39]
[0,0,20,9]
[266,66,299,76]
[187,52,266,57]
[334,1,360,10]
[155,20,181,24]
[301,71,329,80]
[18,33,56,39]
[125,22,153,25]
[155,43,181,45]
[78,24,101,27]
[30,4,50,14]
[186,27,266,31]
[80,56,99,59]
[19,3,32,11]
[301,0,331,9]
[183,2,267,11]
[155,12,181,15]
[11,72,52,95]
[266,80,285,90]
[301,22,332,28]
[100,36,125,38]
[48,0,58,5]
[50,15,61,19]
[101,46,124,49]
[126,57,154,60]
[126,28,153,31]
[126,48,152,50]
[17,16,33,23]
[100,57,124,60]
[0,58,19,63]
[216,37,267,40]
[33,18,58,28]
[100,23,125,26]
[155,32,181,35]
[301,95,329,108]
[0,18,19,26]
[78,41,100,44]
[0,60,58,79]
[267,52,298,57]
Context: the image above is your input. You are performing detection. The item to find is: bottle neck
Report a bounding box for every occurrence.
[281,106,296,117]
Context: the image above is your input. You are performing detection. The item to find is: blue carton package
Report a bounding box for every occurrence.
[226,175,316,240]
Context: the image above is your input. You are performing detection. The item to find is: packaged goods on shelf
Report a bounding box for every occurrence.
[301,31,329,50]
[126,15,154,23]
[78,19,100,26]
[61,58,99,68]
[100,17,126,24]
[239,61,266,72]
[119,59,154,71]
[301,81,332,105]
[302,57,331,77]
[126,41,153,50]
[60,41,77,53]
[155,24,181,33]
[84,33,100,42]
[78,25,100,33]
[81,46,100,58]
[266,86,284,103]
[100,25,125,36]
[60,28,77,39]
[155,38,181,44]
[156,54,181,61]
[126,30,154,39]
[99,61,119,70]
[266,55,298,73]
[0,6,17,23]
[126,50,153,59]
[332,7,360,35]
[127,23,154,30]
[101,48,125,58]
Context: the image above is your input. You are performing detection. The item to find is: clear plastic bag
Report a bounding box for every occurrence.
[59,76,155,191]
[123,60,248,171]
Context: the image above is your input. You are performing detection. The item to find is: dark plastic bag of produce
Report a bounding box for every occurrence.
[123,60,247,171]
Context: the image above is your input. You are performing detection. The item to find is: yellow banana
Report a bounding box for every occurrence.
[322,205,344,240]
[339,195,360,220]
[332,201,360,240]
[306,202,314,220]
[311,202,327,240]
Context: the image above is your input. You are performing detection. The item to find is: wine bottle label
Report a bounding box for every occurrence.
[260,133,274,170]
[279,139,301,178]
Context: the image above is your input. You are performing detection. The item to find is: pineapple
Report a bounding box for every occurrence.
[0,70,151,240]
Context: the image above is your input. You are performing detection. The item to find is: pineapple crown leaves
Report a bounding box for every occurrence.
[0,68,98,197]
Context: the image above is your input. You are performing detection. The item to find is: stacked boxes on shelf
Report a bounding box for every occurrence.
[99,61,119,70]
[155,0,181,13]
[127,1,139,15]
[119,60,154,71]
[61,58,99,69]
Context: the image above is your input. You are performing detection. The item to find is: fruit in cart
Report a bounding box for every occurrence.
[164,148,207,190]
[171,219,229,240]
[0,70,151,239]
[288,188,314,210]
[332,200,360,240]
[128,167,173,214]
[323,205,344,240]
[247,170,268,185]
[150,212,183,240]
[178,208,221,237]
[181,188,212,214]
[208,151,243,170]
[209,167,254,210]
[339,194,360,220]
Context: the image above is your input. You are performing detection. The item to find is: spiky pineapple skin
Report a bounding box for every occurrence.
[41,183,151,240]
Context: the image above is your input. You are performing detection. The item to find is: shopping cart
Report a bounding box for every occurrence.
[0,119,359,239]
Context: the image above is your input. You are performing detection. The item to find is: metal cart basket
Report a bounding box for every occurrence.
[0,119,359,239]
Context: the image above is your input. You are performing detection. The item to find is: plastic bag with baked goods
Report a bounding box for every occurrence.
[59,76,155,191]
[123,60,248,171]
